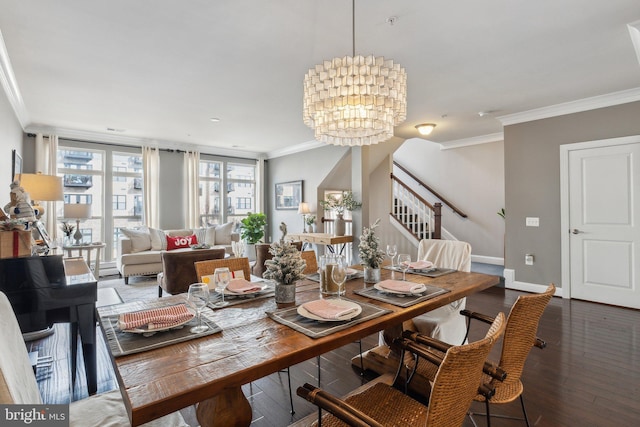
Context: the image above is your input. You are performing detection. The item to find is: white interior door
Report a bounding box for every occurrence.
[569,141,640,308]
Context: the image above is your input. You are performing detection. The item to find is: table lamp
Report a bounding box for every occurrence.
[297,202,311,233]
[64,203,92,245]
[18,172,64,219]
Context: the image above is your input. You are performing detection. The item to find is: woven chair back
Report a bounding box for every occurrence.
[194,257,251,282]
[427,312,505,427]
[301,250,318,275]
[492,283,555,397]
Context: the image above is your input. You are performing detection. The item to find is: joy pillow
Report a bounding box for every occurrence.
[166,234,197,250]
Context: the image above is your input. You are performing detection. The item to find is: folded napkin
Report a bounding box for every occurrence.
[378,279,426,294]
[302,299,358,320]
[227,278,263,293]
[403,260,434,270]
[118,304,194,331]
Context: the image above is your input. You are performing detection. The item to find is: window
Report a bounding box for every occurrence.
[112,195,126,211]
[64,194,93,204]
[57,144,143,261]
[236,197,251,210]
[198,158,256,226]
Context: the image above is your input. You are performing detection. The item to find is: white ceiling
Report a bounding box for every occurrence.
[1,0,639,157]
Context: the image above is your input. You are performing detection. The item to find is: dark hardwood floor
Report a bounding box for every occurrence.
[28,287,640,426]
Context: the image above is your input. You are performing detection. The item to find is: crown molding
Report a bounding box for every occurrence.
[439,132,504,150]
[0,30,29,128]
[266,139,325,159]
[498,87,640,126]
[25,124,262,159]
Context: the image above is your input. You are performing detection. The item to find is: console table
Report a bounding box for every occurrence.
[286,233,353,255]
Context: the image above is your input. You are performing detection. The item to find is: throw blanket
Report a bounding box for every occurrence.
[118,304,194,331]
[302,299,358,320]
[378,279,426,294]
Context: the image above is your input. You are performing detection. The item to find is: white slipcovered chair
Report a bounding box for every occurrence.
[0,291,189,427]
[409,239,472,344]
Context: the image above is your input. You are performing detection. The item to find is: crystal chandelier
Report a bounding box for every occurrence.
[303,0,407,146]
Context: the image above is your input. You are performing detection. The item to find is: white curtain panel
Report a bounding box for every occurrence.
[142,146,160,228]
[34,133,59,238]
[184,150,200,229]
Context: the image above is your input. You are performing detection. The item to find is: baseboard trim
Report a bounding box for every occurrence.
[471,255,503,265]
[503,269,563,297]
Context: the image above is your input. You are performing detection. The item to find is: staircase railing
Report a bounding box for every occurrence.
[391,173,441,240]
[393,161,467,218]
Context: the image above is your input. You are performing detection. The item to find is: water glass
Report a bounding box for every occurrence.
[331,258,348,299]
[187,283,209,334]
[397,254,411,281]
[213,267,231,307]
[386,244,397,268]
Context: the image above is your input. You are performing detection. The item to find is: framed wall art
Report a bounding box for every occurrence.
[11,149,22,182]
[275,180,302,210]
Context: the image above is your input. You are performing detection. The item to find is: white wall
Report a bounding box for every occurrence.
[394,138,505,260]
[0,88,23,208]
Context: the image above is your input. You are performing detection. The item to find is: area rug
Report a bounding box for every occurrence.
[98,275,159,302]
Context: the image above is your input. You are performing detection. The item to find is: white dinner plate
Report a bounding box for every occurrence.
[297,299,362,322]
[215,282,269,296]
[121,313,195,336]
[374,282,427,295]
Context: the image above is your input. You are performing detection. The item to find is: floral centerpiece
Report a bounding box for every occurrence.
[358,218,385,283]
[263,238,306,305]
[305,214,316,233]
[319,191,362,236]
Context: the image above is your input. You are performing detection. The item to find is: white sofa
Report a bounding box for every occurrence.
[116,223,239,284]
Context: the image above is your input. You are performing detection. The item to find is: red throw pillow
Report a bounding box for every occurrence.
[166,234,197,250]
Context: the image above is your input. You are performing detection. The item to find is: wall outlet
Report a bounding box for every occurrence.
[526,217,540,227]
[525,254,534,265]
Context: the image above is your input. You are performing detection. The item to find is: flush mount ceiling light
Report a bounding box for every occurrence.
[303,0,407,146]
[415,123,436,136]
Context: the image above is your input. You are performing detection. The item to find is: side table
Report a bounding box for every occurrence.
[63,242,106,279]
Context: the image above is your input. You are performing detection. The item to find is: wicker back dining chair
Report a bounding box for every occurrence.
[463,283,556,427]
[194,257,252,282]
[297,312,506,427]
[409,239,472,345]
[0,291,190,426]
[301,250,318,275]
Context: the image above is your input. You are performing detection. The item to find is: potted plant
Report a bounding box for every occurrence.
[320,191,362,236]
[358,218,386,283]
[240,212,267,261]
[305,214,316,233]
[263,240,306,306]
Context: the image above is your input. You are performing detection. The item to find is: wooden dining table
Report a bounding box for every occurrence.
[97,266,499,427]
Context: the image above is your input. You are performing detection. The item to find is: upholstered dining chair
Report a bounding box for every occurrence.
[0,291,189,427]
[297,312,506,427]
[157,247,225,297]
[409,239,472,345]
[252,241,303,277]
[408,284,555,427]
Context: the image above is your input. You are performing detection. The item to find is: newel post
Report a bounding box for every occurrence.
[433,202,442,239]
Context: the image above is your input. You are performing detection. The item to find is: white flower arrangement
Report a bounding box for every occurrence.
[263,240,307,285]
[358,218,386,269]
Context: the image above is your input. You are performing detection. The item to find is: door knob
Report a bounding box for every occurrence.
[571,229,582,234]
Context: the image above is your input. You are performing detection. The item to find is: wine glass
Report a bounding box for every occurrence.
[397,254,411,281]
[187,283,210,334]
[213,267,231,307]
[331,257,347,299]
[386,244,397,268]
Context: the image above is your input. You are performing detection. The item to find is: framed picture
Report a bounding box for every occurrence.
[275,180,303,210]
[11,149,22,182]
[35,221,52,248]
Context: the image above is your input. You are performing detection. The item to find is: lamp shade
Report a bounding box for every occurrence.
[64,203,92,220]
[19,173,64,201]
[297,202,311,215]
